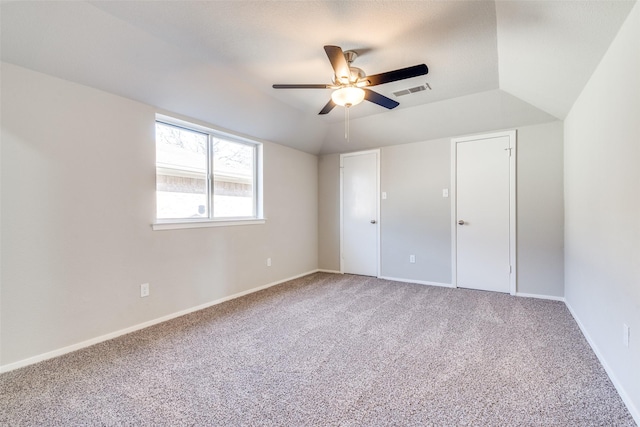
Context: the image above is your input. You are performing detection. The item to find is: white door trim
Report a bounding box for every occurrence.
[340,149,381,277]
[450,131,517,295]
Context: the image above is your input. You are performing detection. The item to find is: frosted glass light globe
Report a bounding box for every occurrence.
[331,87,365,107]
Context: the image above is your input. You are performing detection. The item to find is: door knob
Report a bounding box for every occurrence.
[458,220,465,225]
[371,220,377,224]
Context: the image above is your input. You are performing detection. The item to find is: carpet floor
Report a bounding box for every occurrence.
[0,272,635,426]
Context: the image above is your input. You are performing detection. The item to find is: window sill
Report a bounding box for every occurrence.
[152,218,266,231]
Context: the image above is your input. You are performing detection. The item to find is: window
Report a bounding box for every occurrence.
[154,116,262,228]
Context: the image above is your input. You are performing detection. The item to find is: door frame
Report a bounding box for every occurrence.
[450,130,517,295]
[340,149,381,276]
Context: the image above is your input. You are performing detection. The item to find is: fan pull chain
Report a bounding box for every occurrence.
[345,106,348,141]
[344,105,350,142]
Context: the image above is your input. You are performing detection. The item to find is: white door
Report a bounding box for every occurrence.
[454,132,515,294]
[341,151,379,276]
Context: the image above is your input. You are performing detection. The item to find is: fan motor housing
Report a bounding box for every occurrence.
[349,67,366,83]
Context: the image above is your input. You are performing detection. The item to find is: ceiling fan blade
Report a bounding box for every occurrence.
[324,45,350,83]
[273,84,333,89]
[365,64,428,86]
[364,89,399,109]
[318,99,337,115]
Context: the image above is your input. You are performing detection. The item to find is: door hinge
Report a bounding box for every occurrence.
[509,265,512,273]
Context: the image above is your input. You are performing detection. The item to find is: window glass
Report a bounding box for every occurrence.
[213,139,255,218]
[155,118,261,222]
[156,122,209,219]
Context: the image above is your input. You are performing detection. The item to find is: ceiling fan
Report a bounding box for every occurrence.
[273,45,429,115]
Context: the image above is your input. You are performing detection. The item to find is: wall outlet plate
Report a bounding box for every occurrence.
[140,283,150,298]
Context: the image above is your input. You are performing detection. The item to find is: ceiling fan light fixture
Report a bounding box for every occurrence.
[331,86,365,107]
[272,45,428,115]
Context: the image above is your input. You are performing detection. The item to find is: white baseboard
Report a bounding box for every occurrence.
[317,269,341,274]
[515,292,565,302]
[565,301,640,425]
[378,276,454,289]
[0,269,319,374]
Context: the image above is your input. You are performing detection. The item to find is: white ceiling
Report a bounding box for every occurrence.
[1,1,636,154]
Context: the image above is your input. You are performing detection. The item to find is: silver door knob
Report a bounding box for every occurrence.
[371,220,377,224]
[458,220,465,225]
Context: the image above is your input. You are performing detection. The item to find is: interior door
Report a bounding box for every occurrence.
[455,133,514,293]
[341,151,379,276]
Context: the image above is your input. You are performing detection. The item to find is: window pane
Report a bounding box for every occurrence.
[212,139,255,218]
[156,122,209,219]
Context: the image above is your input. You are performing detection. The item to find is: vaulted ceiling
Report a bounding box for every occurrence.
[1,1,636,154]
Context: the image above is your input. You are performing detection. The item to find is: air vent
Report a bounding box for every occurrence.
[393,83,432,97]
[393,89,411,97]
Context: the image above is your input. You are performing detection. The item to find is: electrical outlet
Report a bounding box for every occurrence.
[442,189,449,198]
[267,258,272,267]
[409,255,416,264]
[623,324,630,347]
[140,283,150,298]
[382,192,387,200]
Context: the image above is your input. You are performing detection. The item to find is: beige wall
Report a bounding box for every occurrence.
[380,138,451,284]
[318,154,340,272]
[516,121,564,296]
[318,121,564,297]
[0,63,318,366]
[564,3,640,419]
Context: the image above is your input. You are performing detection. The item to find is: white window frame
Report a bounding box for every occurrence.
[152,114,264,231]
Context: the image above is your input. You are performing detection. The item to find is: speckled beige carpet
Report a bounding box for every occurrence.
[0,272,635,426]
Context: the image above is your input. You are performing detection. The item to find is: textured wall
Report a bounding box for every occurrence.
[564,2,640,420]
[0,63,318,366]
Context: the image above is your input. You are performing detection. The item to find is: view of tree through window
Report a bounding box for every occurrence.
[213,138,255,217]
[156,122,208,219]
[155,120,257,220]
